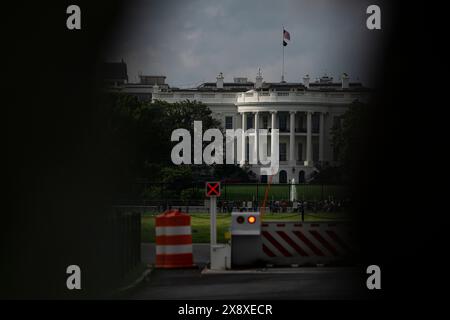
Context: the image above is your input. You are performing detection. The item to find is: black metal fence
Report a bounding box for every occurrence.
[106,210,141,283]
[113,182,351,212]
[117,182,350,207]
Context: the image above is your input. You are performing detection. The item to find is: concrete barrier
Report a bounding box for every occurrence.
[261,221,354,266]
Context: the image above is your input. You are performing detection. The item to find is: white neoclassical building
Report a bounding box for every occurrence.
[149,71,369,183]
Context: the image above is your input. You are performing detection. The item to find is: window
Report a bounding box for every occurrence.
[298,171,305,183]
[246,142,249,162]
[247,115,254,129]
[298,143,303,161]
[313,143,319,162]
[298,115,305,132]
[225,116,233,129]
[262,115,268,129]
[279,114,287,131]
[279,170,287,183]
[280,143,287,161]
[312,114,320,133]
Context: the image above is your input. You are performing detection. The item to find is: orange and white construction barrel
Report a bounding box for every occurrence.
[155,209,194,268]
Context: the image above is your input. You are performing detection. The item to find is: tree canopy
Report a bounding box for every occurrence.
[331,100,371,184]
[100,93,249,200]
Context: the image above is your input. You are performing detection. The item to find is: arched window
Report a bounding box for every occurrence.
[299,170,305,183]
[279,170,287,184]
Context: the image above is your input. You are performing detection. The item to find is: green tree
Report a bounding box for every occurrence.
[102,94,249,200]
[331,101,371,183]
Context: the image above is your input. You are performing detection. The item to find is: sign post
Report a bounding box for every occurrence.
[205,182,221,246]
[210,196,217,245]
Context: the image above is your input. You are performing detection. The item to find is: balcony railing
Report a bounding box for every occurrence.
[153,92,238,101]
[236,91,366,104]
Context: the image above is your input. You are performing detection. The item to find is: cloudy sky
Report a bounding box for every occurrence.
[105,0,388,87]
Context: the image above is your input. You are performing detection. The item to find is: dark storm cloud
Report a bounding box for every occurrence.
[105,0,387,87]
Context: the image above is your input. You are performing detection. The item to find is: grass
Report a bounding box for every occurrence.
[183,184,349,202]
[141,211,350,243]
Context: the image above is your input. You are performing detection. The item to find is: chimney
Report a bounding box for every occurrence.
[255,68,263,89]
[303,74,310,88]
[341,73,349,89]
[216,72,224,89]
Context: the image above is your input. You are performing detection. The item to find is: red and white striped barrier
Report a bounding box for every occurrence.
[155,210,194,268]
[261,221,354,265]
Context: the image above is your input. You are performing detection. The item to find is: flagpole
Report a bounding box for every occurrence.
[282,26,285,82]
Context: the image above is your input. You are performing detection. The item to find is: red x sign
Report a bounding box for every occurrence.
[205,181,221,197]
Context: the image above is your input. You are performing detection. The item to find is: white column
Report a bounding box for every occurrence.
[241,112,247,165]
[271,111,277,130]
[270,111,277,157]
[254,112,259,164]
[289,111,296,165]
[319,112,325,163]
[304,111,313,167]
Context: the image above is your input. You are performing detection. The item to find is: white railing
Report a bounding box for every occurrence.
[152,92,238,102]
[152,90,368,105]
[236,91,367,104]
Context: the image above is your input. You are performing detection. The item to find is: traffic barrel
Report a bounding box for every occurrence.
[155,209,194,268]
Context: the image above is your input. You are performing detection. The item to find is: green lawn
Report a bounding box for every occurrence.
[141,211,349,243]
[184,184,349,202]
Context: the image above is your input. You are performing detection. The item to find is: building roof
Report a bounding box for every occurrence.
[261,82,306,91]
[166,80,368,93]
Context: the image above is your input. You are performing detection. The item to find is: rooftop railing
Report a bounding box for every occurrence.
[152,90,367,104]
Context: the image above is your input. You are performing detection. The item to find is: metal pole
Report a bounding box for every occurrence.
[282,27,285,82]
[256,183,259,209]
[210,196,217,245]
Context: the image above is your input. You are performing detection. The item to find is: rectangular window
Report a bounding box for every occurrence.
[298,115,305,132]
[246,143,249,162]
[312,114,320,133]
[298,143,303,161]
[225,116,233,129]
[313,143,319,162]
[262,115,268,129]
[280,143,287,161]
[247,115,254,129]
[279,114,287,132]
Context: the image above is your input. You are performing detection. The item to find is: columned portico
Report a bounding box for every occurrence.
[151,72,369,183]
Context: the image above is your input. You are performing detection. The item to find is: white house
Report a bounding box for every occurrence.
[150,71,370,183]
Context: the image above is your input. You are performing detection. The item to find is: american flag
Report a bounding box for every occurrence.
[283,29,290,46]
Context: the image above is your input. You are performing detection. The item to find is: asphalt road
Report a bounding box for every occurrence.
[127,244,367,300]
[141,243,210,267]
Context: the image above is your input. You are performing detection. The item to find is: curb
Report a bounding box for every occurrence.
[201,266,359,275]
[111,266,153,297]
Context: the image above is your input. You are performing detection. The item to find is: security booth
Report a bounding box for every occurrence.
[231,212,263,267]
